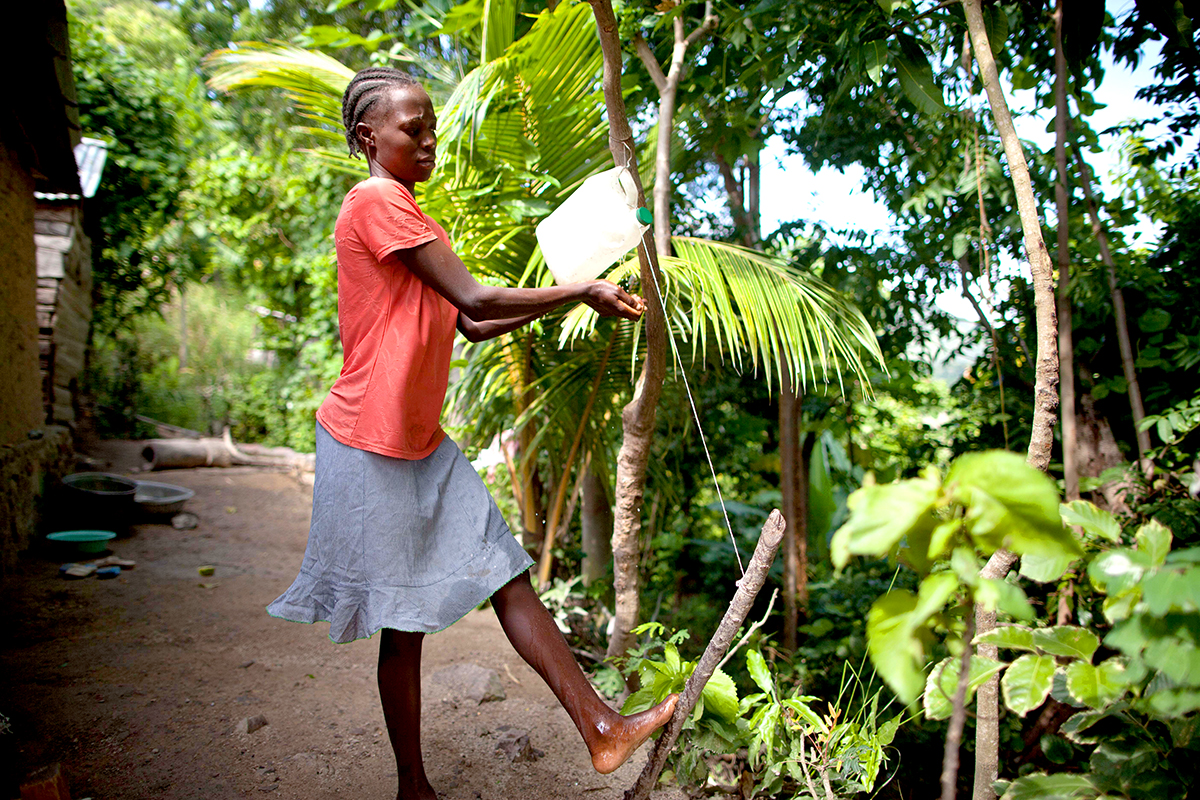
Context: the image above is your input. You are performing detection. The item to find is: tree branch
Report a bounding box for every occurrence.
[625,510,787,800]
[632,34,667,94]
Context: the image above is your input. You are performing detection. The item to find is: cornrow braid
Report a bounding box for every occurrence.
[341,67,419,159]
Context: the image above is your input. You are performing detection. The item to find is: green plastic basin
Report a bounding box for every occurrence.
[47,530,117,553]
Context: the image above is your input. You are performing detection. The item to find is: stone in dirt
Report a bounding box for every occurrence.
[236,714,268,734]
[492,725,544,763]
[424,663,506,706]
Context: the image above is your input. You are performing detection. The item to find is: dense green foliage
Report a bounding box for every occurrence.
[70,0,1200,797]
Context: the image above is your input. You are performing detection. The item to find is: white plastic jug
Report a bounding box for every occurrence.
[536,166,653,285]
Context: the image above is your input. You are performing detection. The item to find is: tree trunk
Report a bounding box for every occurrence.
[747,147,761,241]
[1054,0,1079,501]
[594,0,717,662]
[713,152,761,249]
[781,364,799,652]
[1072,144,1152,462]
[588,0,670,663]
[580,457,614,587]
[964,0,1059,472]
[964,1,1061,796]
[797,431,813,611]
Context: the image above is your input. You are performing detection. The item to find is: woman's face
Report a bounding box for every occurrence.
[358,84,437,189]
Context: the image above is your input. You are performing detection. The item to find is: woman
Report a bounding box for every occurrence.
[268,67,677,799]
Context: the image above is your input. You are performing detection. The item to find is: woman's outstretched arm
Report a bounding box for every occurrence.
[455,312,543,343]
[397,238,643,323]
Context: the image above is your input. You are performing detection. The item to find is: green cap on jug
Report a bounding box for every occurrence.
[635,207,653,225]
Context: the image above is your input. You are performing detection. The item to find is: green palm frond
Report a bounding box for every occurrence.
[481,0,518,63]
[205,42,353,131]
[560,238,884,394]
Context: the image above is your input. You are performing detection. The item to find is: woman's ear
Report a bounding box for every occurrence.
[355,121,374,154]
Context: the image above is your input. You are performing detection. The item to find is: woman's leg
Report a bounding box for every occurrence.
[378,628,436,800]
[491,573,678,774]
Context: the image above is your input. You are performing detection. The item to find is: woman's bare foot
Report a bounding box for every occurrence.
[588,694,679,775]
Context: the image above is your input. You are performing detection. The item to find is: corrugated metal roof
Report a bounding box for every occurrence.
[75,137,107,197]
[34,136,108,201]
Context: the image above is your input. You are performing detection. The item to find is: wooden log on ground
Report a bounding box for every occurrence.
[625,509,786,800]
[142,439,235,470]
[141,429,314,472]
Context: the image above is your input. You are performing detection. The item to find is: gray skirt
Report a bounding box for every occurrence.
[267,421,534,642]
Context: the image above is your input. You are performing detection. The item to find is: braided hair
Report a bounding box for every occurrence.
[341,67,419,159]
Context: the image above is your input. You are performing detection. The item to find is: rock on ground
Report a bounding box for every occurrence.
[425,663,507,706]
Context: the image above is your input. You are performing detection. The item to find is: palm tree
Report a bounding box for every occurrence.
[206,0,883,657]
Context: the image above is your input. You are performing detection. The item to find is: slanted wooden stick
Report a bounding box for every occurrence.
[625,509,786,800]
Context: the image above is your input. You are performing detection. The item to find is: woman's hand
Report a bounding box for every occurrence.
[584,280,645,320]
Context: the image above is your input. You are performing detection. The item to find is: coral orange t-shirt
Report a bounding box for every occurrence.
[316,177,458,460]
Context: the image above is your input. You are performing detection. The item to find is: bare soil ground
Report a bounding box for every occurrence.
[0,441,670,800]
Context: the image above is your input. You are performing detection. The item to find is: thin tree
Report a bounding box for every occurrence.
[1055,0,1079,502]
[963,1,1061,797]
[585,0,671,663]
[1072,143,1153,464]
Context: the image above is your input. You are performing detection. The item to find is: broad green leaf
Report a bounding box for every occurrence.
[1060,705,1130,745]
[923,655,1006,720]
[1065,658,1128,709]
[982,4,1010,56]
[1060,500,1121,542]
[781,698,825,732]
[930,520,963,562]
[912,572,959,624]
[950,546,981,585]
[863,40,887,86]
[1136,519,1172,566]
[999,772,1096,799]
[1139,308,1172,333]
[746,649,774,696]
[878,714,902,746]
[867,590,927,705]
[622,685,659,715]
[809,436,835,538]
[664,642,682,675]
[701,668,739,722]
[1033,627,1100,661]
[876,0,899,15]
[1141,567,1200,615]
[976,578,1035,620]
[1146,687,1200,717]
[1041,733,1074,765]
[895,51,948,115]
[831,472,941,568]
[947,451,1080,560]
[1001,654,1057,716]
[1020,551,1077,583]
[1089,548,1153,596]
[975,625,1037,652]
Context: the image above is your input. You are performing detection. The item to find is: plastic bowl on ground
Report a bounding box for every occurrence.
[47,530,117,554]
[134,480,195,515]
[59,472,138,531]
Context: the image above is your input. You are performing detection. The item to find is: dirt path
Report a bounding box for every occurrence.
[0,443,670,800]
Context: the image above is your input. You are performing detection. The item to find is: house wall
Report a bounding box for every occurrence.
[0,139,45,445]
[36,203,93,427]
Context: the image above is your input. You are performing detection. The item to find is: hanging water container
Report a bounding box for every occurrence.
[536,166,653,285]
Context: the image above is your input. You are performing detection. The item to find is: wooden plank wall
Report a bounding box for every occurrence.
[35,203,92,427]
